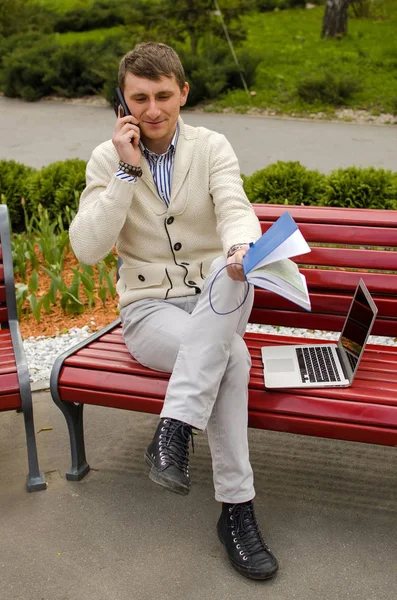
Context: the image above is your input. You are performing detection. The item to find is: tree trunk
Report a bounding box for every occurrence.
[322,0,349,38]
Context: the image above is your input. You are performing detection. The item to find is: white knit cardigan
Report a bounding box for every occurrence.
[69,116,262,308]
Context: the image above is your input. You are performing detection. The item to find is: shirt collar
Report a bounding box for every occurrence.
[139,123,179,158]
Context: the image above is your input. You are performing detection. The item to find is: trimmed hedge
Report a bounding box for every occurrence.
[1,159,396,233]
[242,161,327,206]
[243,161,397,210]
[0,159,87,232]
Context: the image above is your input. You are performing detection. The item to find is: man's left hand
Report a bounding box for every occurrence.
[226,245,250,281]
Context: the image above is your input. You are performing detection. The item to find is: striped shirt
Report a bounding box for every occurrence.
[116,125,179,207]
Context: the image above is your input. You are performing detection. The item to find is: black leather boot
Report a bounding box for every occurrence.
[217,500,279,580]
[145,418,193,496]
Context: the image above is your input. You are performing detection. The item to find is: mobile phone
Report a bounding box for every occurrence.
[113,86,131,117]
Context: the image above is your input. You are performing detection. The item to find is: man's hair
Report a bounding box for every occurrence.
[118,42,186,91]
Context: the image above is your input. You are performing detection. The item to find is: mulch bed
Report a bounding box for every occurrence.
[17,251,119,339]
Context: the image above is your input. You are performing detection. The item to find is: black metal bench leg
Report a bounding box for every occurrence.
[58,401,90,481]
[22,408,47,492]
[49,319,122,482]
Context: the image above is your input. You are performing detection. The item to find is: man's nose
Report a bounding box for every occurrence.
[146,100,161,119]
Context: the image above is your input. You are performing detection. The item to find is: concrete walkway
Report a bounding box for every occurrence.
[1,96,397,175]
[1,390,396,600]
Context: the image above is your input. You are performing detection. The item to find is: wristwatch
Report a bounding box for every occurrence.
[227,243,249,258]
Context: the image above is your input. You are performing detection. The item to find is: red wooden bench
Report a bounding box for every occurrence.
[0,206,46,491]
[50,204,397,481]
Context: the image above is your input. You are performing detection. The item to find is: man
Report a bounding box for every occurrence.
[69,42,278,581]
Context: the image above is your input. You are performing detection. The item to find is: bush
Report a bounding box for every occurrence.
[0,33,130,102]
[54,0,125,33]
[243,161,327,205]
[0,35,60,101]
[24,159,87,224]
[0,160,36,231]
[322,167,397,210]
[297,71,362,106]
[44,42,108,98]
[176,36,260,106]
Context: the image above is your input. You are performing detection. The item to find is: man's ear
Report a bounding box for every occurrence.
[180,82,189,106]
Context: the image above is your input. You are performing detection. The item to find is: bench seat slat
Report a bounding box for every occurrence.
[86,342,132,355]
[57,376,397,430]
[0,366,18,376]
[59,366,168,397]
[59,385,164,413]
[0,373,20,395]
[0,392,21,412]
[247,410,397,447]
[0,354,16,364]
[74,348,135,363]
[96,333,125,345]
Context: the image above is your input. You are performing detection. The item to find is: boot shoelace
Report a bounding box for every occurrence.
[159,419,194,472]
[229,502,270,557]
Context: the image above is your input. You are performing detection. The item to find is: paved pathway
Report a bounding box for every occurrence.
[1,394,396,600]
[1,96,396,174]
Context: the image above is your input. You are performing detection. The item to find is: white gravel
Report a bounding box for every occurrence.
[23,324,397,387]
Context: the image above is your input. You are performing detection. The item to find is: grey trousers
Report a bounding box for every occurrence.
[120,256,255,503]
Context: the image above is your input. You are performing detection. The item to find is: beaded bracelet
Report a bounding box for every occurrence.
[118,160,143,178]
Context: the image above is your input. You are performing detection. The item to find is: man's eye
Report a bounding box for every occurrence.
[158,95,170,100]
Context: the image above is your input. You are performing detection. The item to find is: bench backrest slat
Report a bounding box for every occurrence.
[252,205,397,336]
[0,244,9,326]
[261,222,397,247]
[294,247,397,271]
[254,204,397,226]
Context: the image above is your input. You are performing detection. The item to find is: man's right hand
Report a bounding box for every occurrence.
[112,107,142,166]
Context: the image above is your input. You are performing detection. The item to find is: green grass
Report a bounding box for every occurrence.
[215,2,397,116]
[34,0,94,13]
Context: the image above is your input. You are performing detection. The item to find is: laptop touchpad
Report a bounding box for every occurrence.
[265,359,295,373]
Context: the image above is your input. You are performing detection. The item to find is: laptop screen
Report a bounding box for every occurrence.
[339,283,377,374]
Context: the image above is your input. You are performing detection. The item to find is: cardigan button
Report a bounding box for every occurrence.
[167,217,174,225]
[174,242,182,251]
[138,275,145,282]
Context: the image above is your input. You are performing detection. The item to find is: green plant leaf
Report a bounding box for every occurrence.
[28,269,39,293]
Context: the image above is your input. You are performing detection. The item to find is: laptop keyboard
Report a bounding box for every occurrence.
[296,346,341,384]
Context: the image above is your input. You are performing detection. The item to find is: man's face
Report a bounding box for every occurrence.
[123,72,189,153]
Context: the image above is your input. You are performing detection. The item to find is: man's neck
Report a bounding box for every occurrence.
[141,131,175,156]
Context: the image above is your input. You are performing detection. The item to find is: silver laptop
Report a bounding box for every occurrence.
[261,279,378,389]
